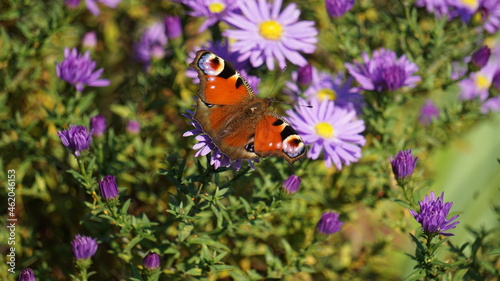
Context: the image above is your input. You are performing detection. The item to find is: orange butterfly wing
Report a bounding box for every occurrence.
[189,50,306,164]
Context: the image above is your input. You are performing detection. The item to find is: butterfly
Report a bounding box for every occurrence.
[189,50,306,164]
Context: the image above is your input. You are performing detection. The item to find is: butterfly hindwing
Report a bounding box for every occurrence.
[254,114,306,164]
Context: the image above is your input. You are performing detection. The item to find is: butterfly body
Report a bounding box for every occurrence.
[190,50,306,164]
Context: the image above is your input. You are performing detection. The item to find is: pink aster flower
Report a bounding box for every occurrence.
[459,62,498,101]
[285,66,364,114]
[224,0,318,70]
[183,109,257,170]
[345,48,421,92]
[182,0,241,32]
[285,98,365,170]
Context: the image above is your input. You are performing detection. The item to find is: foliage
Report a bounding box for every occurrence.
[0,0,499,280]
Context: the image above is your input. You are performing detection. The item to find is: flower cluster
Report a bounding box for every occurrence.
[72,235,98,260]
[285,66,364,114]
[19,268,35,281]
[416,0,500,34]
[90,115,106,137]
[316,211,344,234]
[286,98,366,170]
[56,48,110,92]
[143,252,161,270]
[325,0,355,18]
[419,99,440,126]
[282,175,301,194]
[98,175,119,201]
[390,149,418,180]
[58,125,93,156]
[345,48,421,92]
[134,21,168,65]
[458,45,500,113]
[182,0,240,32]
[224,0,318,70]
[410,192,459,236]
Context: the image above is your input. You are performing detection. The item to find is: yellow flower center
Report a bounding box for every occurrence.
[315,122,335,139]
[460,0,478,10]
[317,88,337,100]
[208,2,226,13]
[259,20,283,40]
[475,74,491,89]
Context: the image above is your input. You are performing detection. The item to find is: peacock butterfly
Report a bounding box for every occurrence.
[189,50,306,164]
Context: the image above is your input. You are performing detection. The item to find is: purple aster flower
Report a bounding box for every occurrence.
[57,125,93,156]
[90,115,106,136]
[419,99,440,126]
[164,16,183,39]
[66,0,80,8]
[297,64,313,86]
[389,149,418,180]
[72,235,98,260]
[134,21,168,65]
[19,268,35,281]
[448,0,479,22]
[56,48,110,92]
[471,46,491,69]
[186,40,252,84]
[82,31,97,49]
[98,175,119,200]
[285,66,364,114]
[478,0,500,33]
[415,0,451,18]
[127,120,141,134]
[285,98,365,170]
[143,252,160,270]
[182,0,240,32]
[492,68,500,89]
[316,211,344,235]
[325,0,355,17]
[459,62,498,101]
[410,191,459,236]
[239,69,261,94]
[282,175,301,194]
[183,109,257,170]
[345,48,421,92]
[224,0,318,70]
[481,95,500,113]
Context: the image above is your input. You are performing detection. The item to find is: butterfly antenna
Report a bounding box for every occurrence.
[268,65,287,98]
[274,100,313,108]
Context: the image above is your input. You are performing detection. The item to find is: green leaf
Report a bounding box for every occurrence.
[185,267,203,276]
[404,270,427,281]
[121,199,131,214]
[178,223,194,242]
